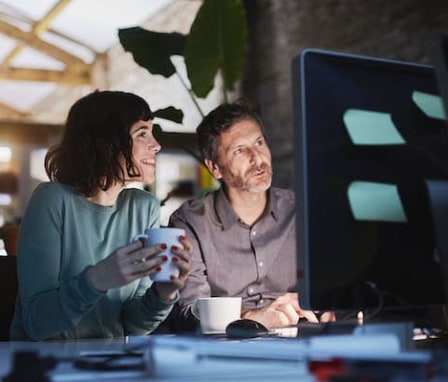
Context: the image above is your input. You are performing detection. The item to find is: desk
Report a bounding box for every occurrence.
[0,339,144,381]
[0,338,313,382]
[0,334,447,381]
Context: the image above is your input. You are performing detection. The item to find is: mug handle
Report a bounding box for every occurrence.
[132,233,147,244]
[191,301,200,320]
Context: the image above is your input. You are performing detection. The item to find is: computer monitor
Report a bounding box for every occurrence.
[292,49,448,324]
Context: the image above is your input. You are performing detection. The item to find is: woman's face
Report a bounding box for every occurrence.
[128,119,161,184]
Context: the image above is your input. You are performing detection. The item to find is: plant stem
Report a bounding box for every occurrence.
[174,71,205,118]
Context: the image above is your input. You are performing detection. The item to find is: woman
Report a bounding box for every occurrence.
[10,90,192,340]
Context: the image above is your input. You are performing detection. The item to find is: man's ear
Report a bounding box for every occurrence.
[204,158,222,180]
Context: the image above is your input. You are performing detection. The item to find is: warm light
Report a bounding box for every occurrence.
[357,310,364,325]
[30,148,48,181]
[0,193,12,206]
[0,147,11,163]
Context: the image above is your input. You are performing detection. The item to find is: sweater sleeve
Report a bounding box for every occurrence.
[123,283,179,335]
[16,184,105,340]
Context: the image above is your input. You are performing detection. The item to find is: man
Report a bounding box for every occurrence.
[169,99,321,332]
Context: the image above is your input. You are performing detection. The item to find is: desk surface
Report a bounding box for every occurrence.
[0,337,314,382]
[1,334,447,382]
[0,339,138,381]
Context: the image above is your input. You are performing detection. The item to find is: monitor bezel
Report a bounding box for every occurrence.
[292,49,448,321]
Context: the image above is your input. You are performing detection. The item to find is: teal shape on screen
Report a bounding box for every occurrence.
[343,109,405,145]
[347,181,407,222]
[412,90,446,120]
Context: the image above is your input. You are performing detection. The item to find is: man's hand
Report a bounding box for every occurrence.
[241,292,319,329]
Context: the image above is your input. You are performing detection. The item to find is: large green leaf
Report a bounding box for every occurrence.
[118,27,187,78]
[153,106,184,124]
[184,0,248,98]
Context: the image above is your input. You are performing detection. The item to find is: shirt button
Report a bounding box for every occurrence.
[258,261,264,267]
[259,299,264,305]
[248,287,254,294]
[252,231,256,236]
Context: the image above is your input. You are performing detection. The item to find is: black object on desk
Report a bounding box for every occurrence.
[2,351,57,382]
[0,255,17,341]
[225,319,269,338]
[297,319,359,338]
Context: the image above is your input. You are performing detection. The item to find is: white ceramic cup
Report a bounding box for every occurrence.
[133,227,185,282]
[193,297,242,334]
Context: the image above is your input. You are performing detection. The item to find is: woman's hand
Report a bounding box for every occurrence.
[154,235,192,301]
[87,240,169,292]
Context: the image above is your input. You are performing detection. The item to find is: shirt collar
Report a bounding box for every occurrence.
[214,187,279,230]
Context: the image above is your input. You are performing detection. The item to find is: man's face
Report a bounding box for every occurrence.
[208,118,272,193]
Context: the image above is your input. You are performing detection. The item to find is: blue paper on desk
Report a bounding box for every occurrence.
[126,333,431,380]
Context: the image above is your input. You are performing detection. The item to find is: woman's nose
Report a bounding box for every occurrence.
[149,137,161,153]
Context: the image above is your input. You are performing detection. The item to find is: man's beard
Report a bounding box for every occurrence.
[220,162,272,193]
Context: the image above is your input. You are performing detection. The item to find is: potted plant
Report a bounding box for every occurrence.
[118,0,248,138]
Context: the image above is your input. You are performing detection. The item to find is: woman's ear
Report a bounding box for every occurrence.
[204,158,222,180]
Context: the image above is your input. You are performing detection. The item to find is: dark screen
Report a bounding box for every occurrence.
[292,49,448,318]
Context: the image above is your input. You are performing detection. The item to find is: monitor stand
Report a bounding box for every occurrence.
[425,180,448,301]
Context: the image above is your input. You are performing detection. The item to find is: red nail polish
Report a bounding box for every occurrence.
[160,243,167,250]
[156,266,162,272]
[179,235,186,241]
[170,275,176,281]
[172,256,178,263]
[171,245,178,251]
[161,255,168,262]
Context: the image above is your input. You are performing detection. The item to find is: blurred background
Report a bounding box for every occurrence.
[1,0,448,255]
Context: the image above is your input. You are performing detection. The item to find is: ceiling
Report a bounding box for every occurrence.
[0,0,176,125]
[0,0,208,223]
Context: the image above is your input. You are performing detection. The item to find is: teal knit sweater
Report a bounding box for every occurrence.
[10,182,176,340]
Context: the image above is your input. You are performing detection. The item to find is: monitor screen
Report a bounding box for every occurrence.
[292,49,448,323]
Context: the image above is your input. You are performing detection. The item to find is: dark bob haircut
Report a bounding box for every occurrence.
[45,90,154,196]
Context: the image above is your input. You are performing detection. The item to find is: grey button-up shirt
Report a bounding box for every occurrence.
[168,186,298,331]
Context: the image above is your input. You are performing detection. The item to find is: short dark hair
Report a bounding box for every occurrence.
[197,99,265,163]
[45,90,154,196]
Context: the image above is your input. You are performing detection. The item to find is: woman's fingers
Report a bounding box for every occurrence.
[124,241,162,264]
[95,234,193,294]
[114,241,166,278]
[179,235,192,253]
[169,236,192,280]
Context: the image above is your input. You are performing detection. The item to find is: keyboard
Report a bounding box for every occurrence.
[297,320,359,338]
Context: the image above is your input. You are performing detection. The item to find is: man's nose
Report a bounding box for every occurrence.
[250,148,264,165]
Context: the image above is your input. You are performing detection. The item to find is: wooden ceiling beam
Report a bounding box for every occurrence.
[0,102,26,118]
[0,19,89,69]
[0,44,24,69]
[0,120,198,151]
[1,0,74,67]
[0,67,91,84]
[33,0,74,34]
[0,120,62,145]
